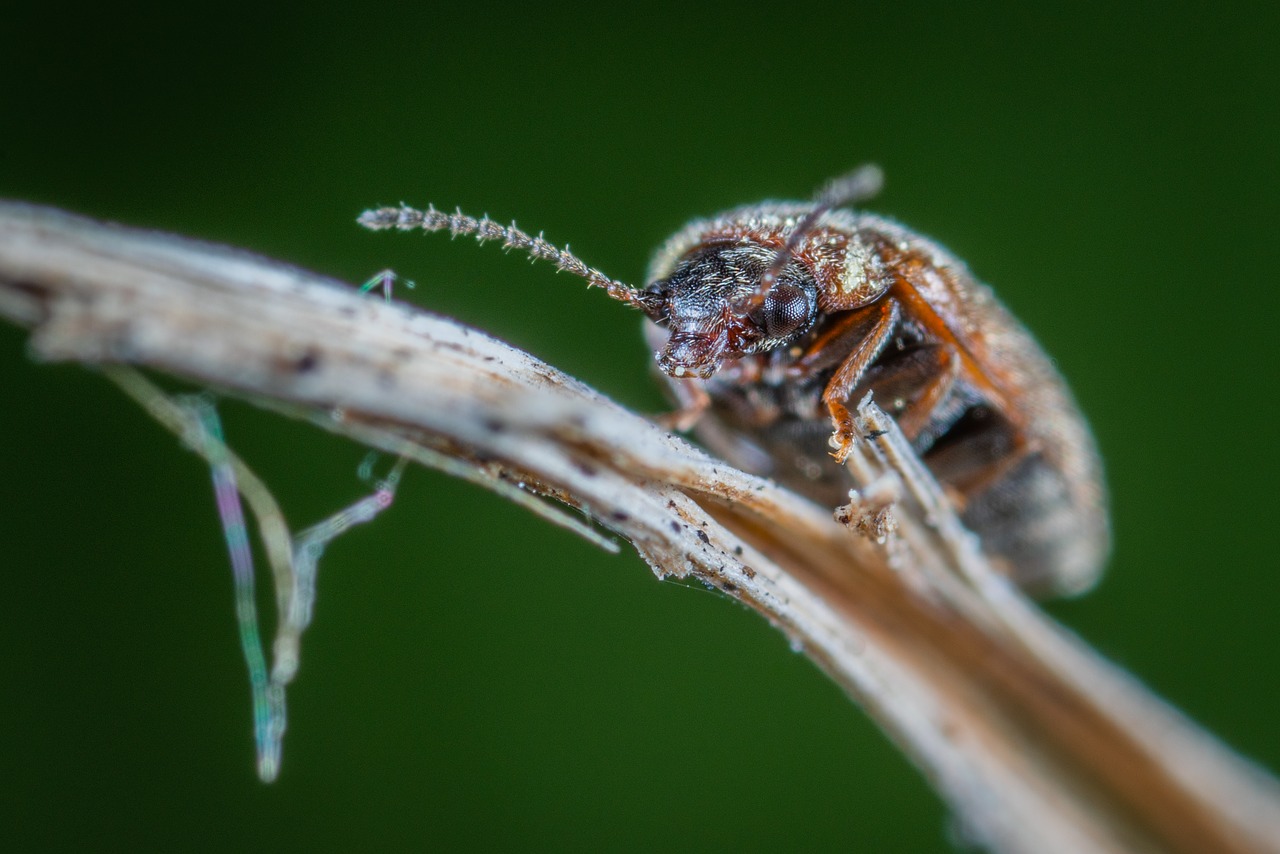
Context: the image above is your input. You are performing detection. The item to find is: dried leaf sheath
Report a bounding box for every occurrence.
[0,202,1277,854]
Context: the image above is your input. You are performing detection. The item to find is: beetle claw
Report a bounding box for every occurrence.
[829,423,858,464]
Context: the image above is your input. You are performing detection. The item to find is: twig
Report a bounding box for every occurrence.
[1,201,1277,854]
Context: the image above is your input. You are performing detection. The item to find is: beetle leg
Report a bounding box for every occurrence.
[820,298,901,462]
[655,378,711,431]
[860,344,1037,509]
[868,343,962,443]
[787,301,894,376]
[928,425,1037,506]
[644,317,713,431]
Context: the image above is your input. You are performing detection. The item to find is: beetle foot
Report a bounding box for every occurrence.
[655,406,704,432]
[829,423,858,463]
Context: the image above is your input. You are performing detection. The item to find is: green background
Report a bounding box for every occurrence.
[2,4,1276,851]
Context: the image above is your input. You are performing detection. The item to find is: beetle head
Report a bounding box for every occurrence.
[640,242,819,379]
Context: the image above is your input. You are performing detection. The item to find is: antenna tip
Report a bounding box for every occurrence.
[818,164,885,207]
[357,208,398,231]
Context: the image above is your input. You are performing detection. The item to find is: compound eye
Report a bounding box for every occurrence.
[761,283,813,339]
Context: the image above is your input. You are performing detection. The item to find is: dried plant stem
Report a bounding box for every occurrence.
[1,201,1277,854]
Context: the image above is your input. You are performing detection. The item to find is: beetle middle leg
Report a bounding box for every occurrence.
[863,343,962,445]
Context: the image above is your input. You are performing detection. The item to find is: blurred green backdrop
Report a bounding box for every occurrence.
[2,4,1277,851]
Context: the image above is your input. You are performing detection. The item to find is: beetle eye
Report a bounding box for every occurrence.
[761,283,813,339]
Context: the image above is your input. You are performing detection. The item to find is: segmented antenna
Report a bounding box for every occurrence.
[745,164,885,310]
[357,204,647,309]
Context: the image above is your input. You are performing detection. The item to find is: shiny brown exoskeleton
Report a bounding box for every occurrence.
[359,167,1110,597]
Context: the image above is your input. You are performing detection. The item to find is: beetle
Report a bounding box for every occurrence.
[359,166,1110,597]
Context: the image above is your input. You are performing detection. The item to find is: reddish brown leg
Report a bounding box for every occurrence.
[873,343,960,442]
[931,430,1038,507]
[655,378,710,431]
[820,299,901,462]
[645,317,712,431]
[787,300,896,376]
[860,340,1035,507]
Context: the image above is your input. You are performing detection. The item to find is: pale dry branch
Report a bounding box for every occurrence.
[1,201,1277,854]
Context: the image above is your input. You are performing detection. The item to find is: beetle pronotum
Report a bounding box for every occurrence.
[359,166,1109,597]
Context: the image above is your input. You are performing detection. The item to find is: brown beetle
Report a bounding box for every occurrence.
[359,167,1109,597]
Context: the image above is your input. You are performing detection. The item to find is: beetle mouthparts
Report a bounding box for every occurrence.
[657,332,722,379]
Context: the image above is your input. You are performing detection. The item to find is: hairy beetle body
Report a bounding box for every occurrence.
[645,205,1108,597]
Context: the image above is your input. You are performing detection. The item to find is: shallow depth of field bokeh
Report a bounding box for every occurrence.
[2,5,1277,851]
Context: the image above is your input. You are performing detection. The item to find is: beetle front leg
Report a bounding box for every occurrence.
[644,318,712,431]
[655,378,711,431]
[821,298,901,463]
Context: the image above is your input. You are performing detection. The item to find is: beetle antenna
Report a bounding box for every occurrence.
[745,164,885,310]
[357,204,649,310]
